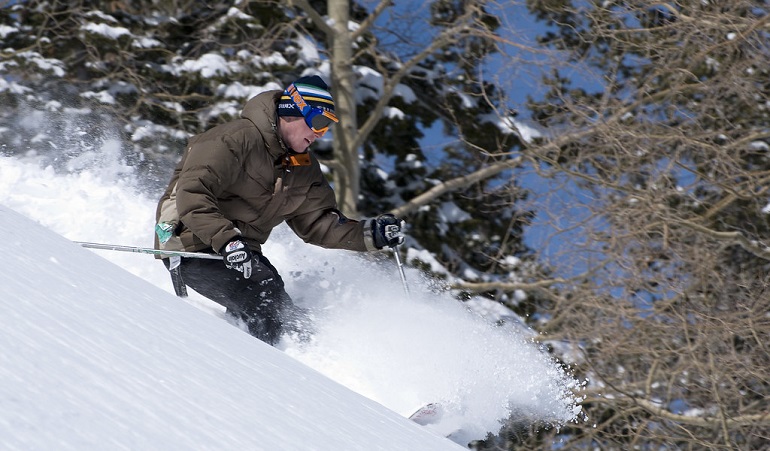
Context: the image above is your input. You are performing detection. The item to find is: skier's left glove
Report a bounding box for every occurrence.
[220,238,253,278]
[369,214,406,249]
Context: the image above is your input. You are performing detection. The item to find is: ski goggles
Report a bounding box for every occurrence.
[286,83,339,135]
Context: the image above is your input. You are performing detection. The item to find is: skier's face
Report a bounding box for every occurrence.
[279,116,323,153]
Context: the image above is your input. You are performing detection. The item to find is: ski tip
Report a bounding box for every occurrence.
[408,402,444,425]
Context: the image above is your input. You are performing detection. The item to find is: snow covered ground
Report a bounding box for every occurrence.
[0,147,582,448]
[0,204,460,450]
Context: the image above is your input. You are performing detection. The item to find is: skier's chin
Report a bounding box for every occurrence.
[290,141,309,153]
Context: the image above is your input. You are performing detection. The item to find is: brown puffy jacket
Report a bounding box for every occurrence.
[155,90,376,256]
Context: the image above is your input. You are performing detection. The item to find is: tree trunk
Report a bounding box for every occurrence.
[327,0,359,217]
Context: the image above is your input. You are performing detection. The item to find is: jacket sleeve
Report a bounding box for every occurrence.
[175,134,242,253]
[286,179,375,252]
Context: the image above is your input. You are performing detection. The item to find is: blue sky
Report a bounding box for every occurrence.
[409,3,608,279]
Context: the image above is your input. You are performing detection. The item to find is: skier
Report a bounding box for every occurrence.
[154,75,405,345]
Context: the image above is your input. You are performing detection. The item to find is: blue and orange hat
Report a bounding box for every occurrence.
[277,75,335,118]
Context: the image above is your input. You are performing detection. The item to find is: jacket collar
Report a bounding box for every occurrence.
[240,90,289,161]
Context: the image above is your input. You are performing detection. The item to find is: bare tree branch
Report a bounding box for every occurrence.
[390,156,522,218]
[283,0,334,36]
[583,396,770,428]
[450,277,569,292]
[352,0,393,40]
[674,219,770,261]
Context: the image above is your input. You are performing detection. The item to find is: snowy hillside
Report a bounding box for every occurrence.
[0,204,461,450]
[0,153,582,447]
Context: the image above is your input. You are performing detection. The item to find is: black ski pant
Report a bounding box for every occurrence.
[175,254,299,345]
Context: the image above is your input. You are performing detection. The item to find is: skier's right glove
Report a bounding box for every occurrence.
[220,238,253,278]
[370,214,406,249]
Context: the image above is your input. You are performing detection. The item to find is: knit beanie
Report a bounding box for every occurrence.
[277,75,335,118]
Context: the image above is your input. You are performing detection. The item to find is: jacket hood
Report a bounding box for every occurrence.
[241,90,287,160]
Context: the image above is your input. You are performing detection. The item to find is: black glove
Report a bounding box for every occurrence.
[220,238,253,278]
[371,214,406,249]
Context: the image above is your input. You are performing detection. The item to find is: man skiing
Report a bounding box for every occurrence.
[154,75,405,345]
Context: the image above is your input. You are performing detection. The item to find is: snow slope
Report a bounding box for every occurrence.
[0,204,460,450]
[0,151,582,447]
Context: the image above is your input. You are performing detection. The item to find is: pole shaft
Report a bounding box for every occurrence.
[75,241,223,260]
[393,245,410,298]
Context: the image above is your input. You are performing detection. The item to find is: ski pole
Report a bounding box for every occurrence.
[392,244,411,298]
[75,241,223,260]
